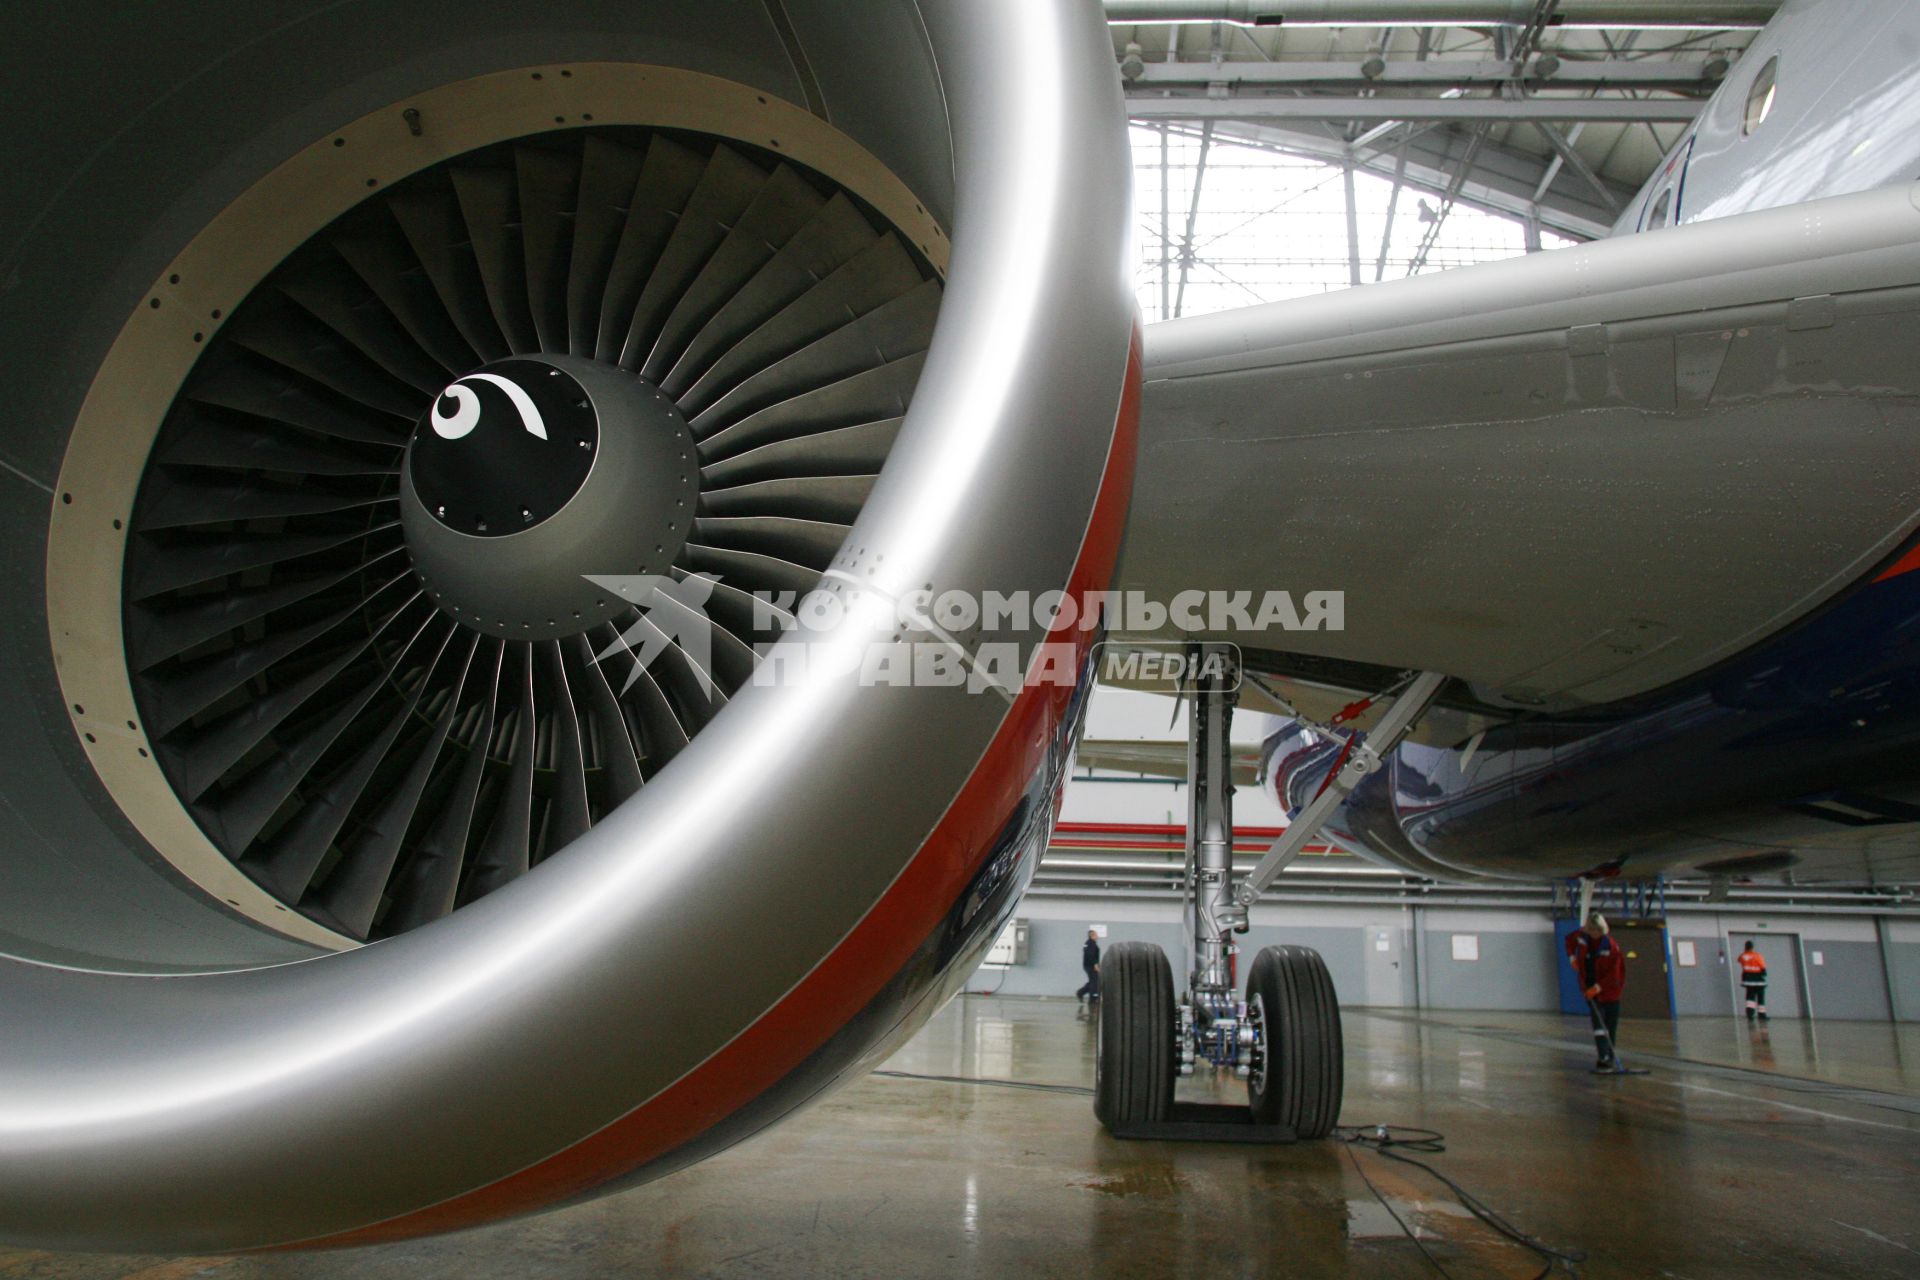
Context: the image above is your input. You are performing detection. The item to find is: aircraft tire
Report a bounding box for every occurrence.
[1094,941,1176,1129]
[1247,945,1344,1138]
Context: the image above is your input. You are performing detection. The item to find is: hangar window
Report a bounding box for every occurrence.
[1742,55,1778,135]
[1131,125,1578,323]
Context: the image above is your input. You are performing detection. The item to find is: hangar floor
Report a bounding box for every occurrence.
[6,997,1916,1279]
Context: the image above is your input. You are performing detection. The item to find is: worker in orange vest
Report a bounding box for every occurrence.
[1737,940,1769,1022]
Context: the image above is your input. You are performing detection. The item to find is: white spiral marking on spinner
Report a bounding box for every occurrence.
[430,373,549,441]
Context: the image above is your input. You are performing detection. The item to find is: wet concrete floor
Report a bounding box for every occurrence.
[4,998,1915,1278]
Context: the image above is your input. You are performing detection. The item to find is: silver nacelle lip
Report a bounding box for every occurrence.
[0,0,1136,1254]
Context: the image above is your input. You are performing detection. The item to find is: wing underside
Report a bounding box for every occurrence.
[1120,183,1920,711]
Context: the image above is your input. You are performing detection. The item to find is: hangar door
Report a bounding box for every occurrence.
[1612,920,1674,1020]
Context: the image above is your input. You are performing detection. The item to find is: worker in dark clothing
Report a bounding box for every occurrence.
[1737,940,1770,1021]
[1564,913,1627,1071]
[1076,929,1101,1002]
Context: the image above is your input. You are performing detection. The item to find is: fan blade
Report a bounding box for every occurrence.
[593,134,706,365]
[616,144,768,370]
[541,642,591,855]
[699,416,901,488]
[450,167,538,354]
[461,644,538,902]
[683,543,819,604]
[387,181,511,362]
[333,217,480,374]
[126,521,402,601]
[616,611,727,740]
[568,632,643,810]
[240,618,455,900]
[639,587,752,700]
[312,632,482,938]
[382,640,507,932]
[686,568,795,654]
[691,280,938,439]
[277,257,449,395]
[137,568,413,736]
[697,352,927,462]
[187,359,411,447]
[127,547,404,667]
[674,597,759,695]
[208,607,443,852]
[223,298,426,420]
[566,135,647,358]
[164,591,423,802]
[593,623,690,771]
[136,473,395,532]
[660,192,877,398]
[699,474,873,525]
[152,409,401,478]
[676,234,924,417]
[691,515,850,572]
[640,163,824,381]
[516,145,580,354]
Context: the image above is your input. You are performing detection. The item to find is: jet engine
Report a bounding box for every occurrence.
[0,0,1136,1251]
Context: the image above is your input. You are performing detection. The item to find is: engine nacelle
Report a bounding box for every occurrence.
[0,0,1136,1250]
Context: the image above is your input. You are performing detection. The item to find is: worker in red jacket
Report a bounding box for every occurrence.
[1565,913,1628,1070]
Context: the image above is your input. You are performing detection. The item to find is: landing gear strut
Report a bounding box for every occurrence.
[1094,645,1446,1140]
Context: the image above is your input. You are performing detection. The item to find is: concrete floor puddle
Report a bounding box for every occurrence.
[1342,1197,1410,1241]
[8,996,1916,1279]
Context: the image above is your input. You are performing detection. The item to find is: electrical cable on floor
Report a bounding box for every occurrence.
[871,1069,1095,1097]
[1336,1123,1587,1280]
[964,967,1010,997]
[1342,1143,1455,1280]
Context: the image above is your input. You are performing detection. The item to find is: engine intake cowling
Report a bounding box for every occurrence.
[0,0,1137,1252]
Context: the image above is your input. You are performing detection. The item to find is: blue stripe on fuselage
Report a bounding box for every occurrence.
[1337,558,1920,881]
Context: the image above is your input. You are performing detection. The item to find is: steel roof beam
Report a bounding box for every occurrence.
[1128,94,1702,121]
[1104,1,1779,28]
[1128,57,1722,90]
[1149,117,1632,238]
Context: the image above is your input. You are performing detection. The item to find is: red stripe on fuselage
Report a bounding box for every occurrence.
[1873,542,1920,583]
[297,331,1144,1247]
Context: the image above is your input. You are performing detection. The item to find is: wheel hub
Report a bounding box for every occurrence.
[400,354,699,637]
[1246,992,1268,1094]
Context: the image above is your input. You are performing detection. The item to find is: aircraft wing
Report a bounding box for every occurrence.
[1074,738,1261,785]
[1117,183,1920,710]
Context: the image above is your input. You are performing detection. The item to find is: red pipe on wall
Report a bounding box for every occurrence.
[1048,822,1338,855]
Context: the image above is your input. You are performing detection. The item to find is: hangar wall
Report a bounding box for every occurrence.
[1045,691,1914,1019]
[978,894,1916,1021]
[978,897,1564,1011]
[1666,915,1899,1022]
[1888,920,1920,1023]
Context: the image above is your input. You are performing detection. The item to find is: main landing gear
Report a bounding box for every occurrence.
[1095,645,1445,1141]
